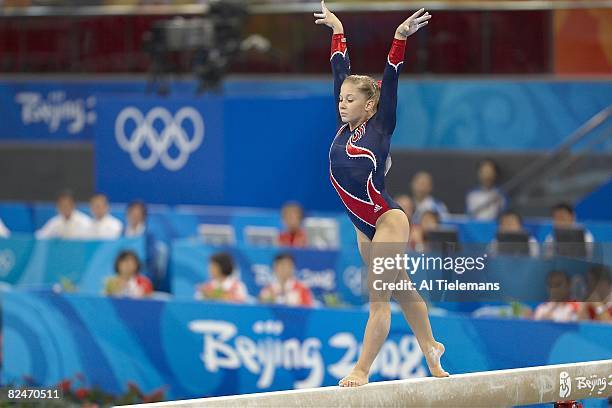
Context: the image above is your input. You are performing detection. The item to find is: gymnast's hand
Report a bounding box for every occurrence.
[314,0,344,35]
[395,8,431,40]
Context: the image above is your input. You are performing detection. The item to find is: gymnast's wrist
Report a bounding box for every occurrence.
[394,30,408,40]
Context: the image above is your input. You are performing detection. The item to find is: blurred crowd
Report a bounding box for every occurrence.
[532,267,611,323]
[0,157,608,323]
[1,0,215,6]
[1,0,291,6]
[0,190,147,240]
[194,251,314,307]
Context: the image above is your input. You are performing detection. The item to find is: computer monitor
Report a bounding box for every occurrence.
[304,217,339,249]
[496,231,530,256]
[197,224,236,246]
[423,227,459,254]
[244,226,279,247]
[554,226,587,258]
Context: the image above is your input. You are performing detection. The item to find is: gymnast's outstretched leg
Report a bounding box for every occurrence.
[339,210,448,387]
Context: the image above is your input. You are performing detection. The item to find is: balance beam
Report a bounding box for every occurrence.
[124,359,612,408]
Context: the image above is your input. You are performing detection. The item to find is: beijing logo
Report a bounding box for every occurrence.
[559,371,571,398]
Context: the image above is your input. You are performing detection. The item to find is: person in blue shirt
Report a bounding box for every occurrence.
[466,158,506,220]
[315,0,448,387]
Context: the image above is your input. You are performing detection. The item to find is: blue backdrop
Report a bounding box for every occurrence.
[95,96,227,204]
[1,79,611,209]
[3,291,611,402]
[2,79,611,149]
[93,92,336,208]
[170,239,608,306]
[0,236,144,293]
[170,239,363,305]
[577,180,612,222]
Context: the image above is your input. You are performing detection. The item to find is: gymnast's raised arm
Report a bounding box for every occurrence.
[314,0,349,126]
[378,8,431,134]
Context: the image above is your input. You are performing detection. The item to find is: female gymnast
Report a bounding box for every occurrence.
[314,1,449,387]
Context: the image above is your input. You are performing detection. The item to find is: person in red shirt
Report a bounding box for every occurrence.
[259,253,313,307]
[578,265,612,322]
[533,270,580,322]
[278,202,308,247]
[104,250,153,298]
[196,252,248,303]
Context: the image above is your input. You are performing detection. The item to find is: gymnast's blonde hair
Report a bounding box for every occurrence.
[343,75,381,110]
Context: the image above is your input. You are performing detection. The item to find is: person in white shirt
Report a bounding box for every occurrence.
[0,218,10,238]
[466,159,506,220]
[544,203,594,257]
[410,171,449,223]
[124,200,147,237]
[488,210,539,257]
[36,190,92,240]
[88,193,122,239]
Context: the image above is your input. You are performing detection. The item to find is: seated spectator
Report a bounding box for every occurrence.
[35,190,92,240]
[3,0,32,6]
[196,252,248,303]
[577,265,611,322]
[0,218,9,238]
[122,200,168,291]
[278,201,307,247]
[394,194,415,221]
[411,171,449,224]
[420,210,440,233]
[88,193,122,239]
[410,210,439,252]
[259,253,313,307]
[105,0,138,5]
[104,250,153,298]
[488,210,539,257]
[395,194,416,249]
[533,270,579,322]
[544,203,594,257]
[418,210,460,253]
[466,159,506,220]
[123,200,147,237]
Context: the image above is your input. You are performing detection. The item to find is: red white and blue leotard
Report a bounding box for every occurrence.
[329,34,406,240]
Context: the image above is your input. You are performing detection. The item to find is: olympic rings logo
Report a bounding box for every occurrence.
[115,107,205,171]
[0,249,16,277]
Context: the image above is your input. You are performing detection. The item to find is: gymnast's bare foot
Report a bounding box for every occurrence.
[339,367,369,387]
[425,341,449,377]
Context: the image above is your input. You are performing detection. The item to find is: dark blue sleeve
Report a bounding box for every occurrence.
[331,33,350,127]
[377,38,406,135]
